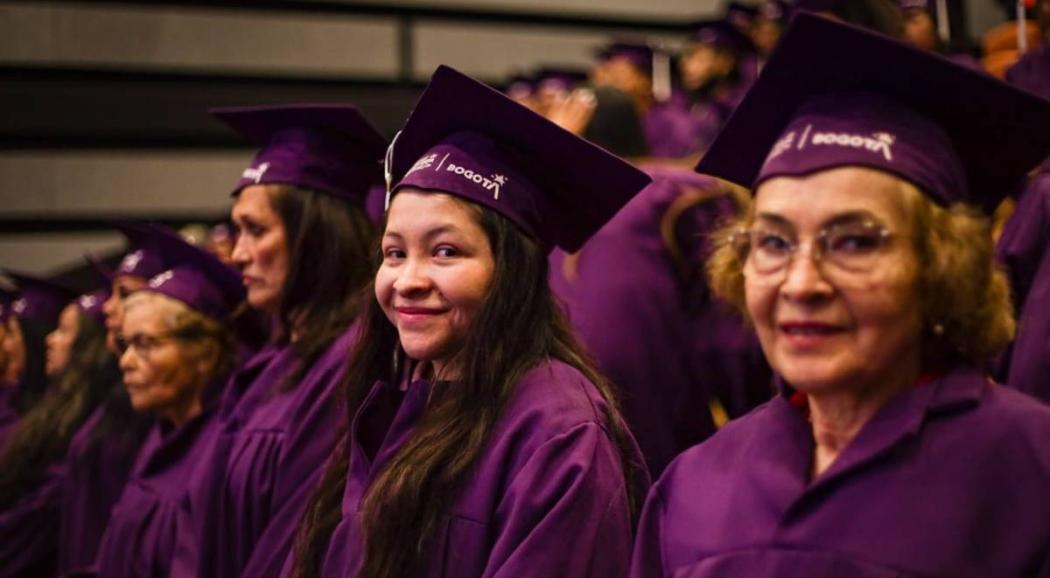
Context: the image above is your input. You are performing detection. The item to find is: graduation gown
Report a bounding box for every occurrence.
[996,166,1050,404]
[630,366,1050,578]
[0,461,63,578]
[58,394,150,578]
[642,95,720,159]
[314,359,647,578]
[550,167,767,477]
[94,382,222,578]
[179,324,356,578]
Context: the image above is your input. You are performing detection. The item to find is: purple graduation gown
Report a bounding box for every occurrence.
[997,165,1050,404]
[58,396,150,578]
[643,92,723,159]
[0,461,64,578]
[550,167,768,477]
[630,366,1050,578]
[314,359,647,578]
[178,324,356,578]
[94,383,222,578]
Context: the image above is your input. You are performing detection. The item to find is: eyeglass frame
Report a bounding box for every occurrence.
[115,330,194,358]
[728,218,904,282]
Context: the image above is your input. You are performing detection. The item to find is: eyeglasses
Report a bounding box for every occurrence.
[730,220,900,283]
[115,332,183,358]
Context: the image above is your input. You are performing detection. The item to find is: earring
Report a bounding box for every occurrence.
[932,322,945,336]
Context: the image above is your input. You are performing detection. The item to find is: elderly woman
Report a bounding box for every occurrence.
[287,66,650,578]
[630,13,1050,578]
[94,231,243,578]
[173,104,386,578]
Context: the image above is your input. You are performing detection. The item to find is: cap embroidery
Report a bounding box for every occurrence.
[811,130,896,162]
[148,270,175,289]
[120,250,144,274]
[242,162,270,184]
[446,163,505,200]
[406,153,438,176]
[765,130,795,164]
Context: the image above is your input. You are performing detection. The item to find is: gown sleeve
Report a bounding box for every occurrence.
[479,421,638,578]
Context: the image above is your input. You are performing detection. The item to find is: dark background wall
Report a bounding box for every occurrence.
[0,0,1010,283]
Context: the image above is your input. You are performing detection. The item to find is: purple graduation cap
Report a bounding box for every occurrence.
[757,0,792,23]
[386,65,652,253]
[595,41,655,76]
[75,289,109,326]
[134,225,245,321]
[3,271,77,327]
[726,1,759,31]
[504,72,536,101]
[900,0,929,8]
[111,222,171,281]
[210,104,387,205]
[696,11,1050,214]
[690,18,757,54]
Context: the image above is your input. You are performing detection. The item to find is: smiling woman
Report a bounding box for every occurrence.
[376,192,495,378]
[631,13,1050,578]
[290,66,653,578]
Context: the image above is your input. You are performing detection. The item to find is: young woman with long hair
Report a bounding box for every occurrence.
[0,277,115,578]
[289,66,651,578]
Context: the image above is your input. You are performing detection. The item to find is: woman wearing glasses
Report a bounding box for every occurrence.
[631,14,1050,578]
[94,231,243,578]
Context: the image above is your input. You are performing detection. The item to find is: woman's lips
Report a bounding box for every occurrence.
[778,321,845,348]
[395,306,444,324]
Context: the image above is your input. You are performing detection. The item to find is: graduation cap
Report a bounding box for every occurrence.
[504,72,537,100]
[696,11,1050,214]
[690,18,757,54]
[210,104,387,205]
[134,225,246,321]
[726,1,759,30]
[899,0,930,9]
[111,222,171,281]
[3,271,77,327]
[385,65,652,253]
[75,289,109,326]
[757,0,792,23]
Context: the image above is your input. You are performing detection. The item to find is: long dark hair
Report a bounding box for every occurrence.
[291,200,646,578]
[0,312,117,508]
[11,317,51,414]
[267,185,377,390]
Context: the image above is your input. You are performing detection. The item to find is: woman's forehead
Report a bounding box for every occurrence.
[753,167,914,227]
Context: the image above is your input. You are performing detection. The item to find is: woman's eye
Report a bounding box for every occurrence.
[828,232,881,254]
[754,232,792,253]
[383,247,405,260]
[434,246,458,258]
